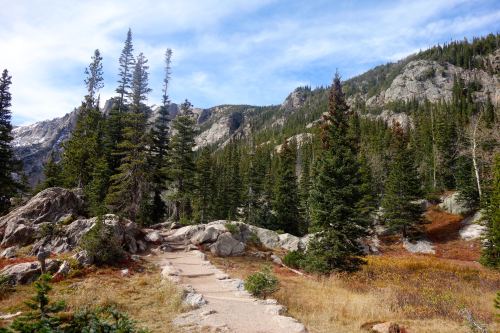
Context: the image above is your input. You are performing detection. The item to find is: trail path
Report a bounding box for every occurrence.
[147,250,307,333]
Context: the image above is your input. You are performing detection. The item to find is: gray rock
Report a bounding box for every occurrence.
[72,250,92,267]
[460,210,486,241]
[1,223,35,247]
[209,232,245,257]
[1,260,61,284]
[278,233,301,251]
[248,225,280,249]
[403,238,435,254]
[271,254,283,266]
[0,246,17,258]
[145,230,162,243]
[54,260,71,277]
[190,225,225,245]
[439,192,470,215]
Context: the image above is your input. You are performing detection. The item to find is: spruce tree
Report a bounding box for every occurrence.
[273,139,301,235]
[106,53,152,224]
[37,152,63,191]
[381,123,423,239]
[0,69,21,214]
[149,49,173,223]
[305,73,369,273]
[481,154,500,268]
[168,99,197,221]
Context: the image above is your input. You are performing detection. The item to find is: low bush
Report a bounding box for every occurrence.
[244,266,279,299]
[225,223,240,235]
[283,250,305,269]
[80,217,124,266]
[0,274,14,299]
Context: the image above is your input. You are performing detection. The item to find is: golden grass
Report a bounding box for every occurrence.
[211,254,500,333]
[0,264,184,333]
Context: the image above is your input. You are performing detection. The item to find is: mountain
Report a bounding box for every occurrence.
[12,35,500,186]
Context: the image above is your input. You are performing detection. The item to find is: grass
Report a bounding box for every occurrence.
[210,254,500,333]
[0,261,184,332]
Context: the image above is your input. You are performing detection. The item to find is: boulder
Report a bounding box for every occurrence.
[0,246,17,258]
[1,223,35,247]
[403,238,435,254]
[72,250,93,267]
[248,225,280,249]
[278,233,301,251]
[1,260,61,284]
[209,232,245,257]
[54,260,71,278]
[145,230,163,243]
[164,225,204,243]
[190,224,226,245]
[460,210,486,241]
[271,254,283,265]
[439,192,470,215]
[371,321,406,333]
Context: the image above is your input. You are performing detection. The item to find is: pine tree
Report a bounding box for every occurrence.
[381,123,423,239]
[168,100,197,221]
[194,147,213,223]
[106,53,152,224]
[37,152,63,191]
[273,139,301,235]
[62,50,105,189]
[305,73,369,273]
[481,154,500,268]
[116,28,135,112]
[149,49,173,223]
[0,69,21,214]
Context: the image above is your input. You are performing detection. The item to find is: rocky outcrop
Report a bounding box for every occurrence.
[1,260,61,284]
[403,238,435,254]
[439,192,471,215]
[209,232,246,257]
[366,58,499,107]
[0,187,85,247]
[281,87,311,111]
[460,210,486,241]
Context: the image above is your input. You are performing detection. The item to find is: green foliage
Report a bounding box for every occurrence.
[0,69,23,214]
[0,274,14,298]
[35,152,63,193]
[381,124,423,238]
[1,274,149,333]
[80,217,124,266]
[244,266,279,299]
[306,73,369,273]
[273,139,302,236]
[225,223,240,235]
[283,250,305,269]
[481,154,500,269]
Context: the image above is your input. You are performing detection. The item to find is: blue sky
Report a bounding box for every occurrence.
[1,0,499,125]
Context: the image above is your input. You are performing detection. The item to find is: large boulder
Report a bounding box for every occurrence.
[247,225,280,249]
[1,260,61,285]
[439,192,470,215]
[209,232,245,257]
[0,187,84,247]
[403,238,435,254]
[278,233,301,251]
[30,214,143,255]
[460,210,486,241]
[191,224,226,245]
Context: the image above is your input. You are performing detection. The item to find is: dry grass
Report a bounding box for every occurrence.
[211,254,500,333]
[0,263,184,332]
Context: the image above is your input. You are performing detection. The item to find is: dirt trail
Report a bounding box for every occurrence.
[147,250,307,333]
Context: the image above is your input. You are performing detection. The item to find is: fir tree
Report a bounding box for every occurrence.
[149,49,173,223]
[168,100,197,221]
[37,152,63,191]
[273,139,301,235]
[481,154,500,268]
[305,73,369,273]
[106,53,152,224]
[0,69,21,214]
[381,123,423,239]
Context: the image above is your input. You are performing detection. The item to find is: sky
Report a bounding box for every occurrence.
[1,0,499,125]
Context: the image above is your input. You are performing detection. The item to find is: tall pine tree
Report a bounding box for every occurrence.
[481,154,500,268]
[116,28,135,112]
[0,69,21,214]
[273,139,301,235]
[106,53,152,224]
[149,49,173,223]
[381,123,423,239]
[306,73,369,273]
[168,100,197,221]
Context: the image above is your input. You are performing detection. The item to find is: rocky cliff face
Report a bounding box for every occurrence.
[12,110,79,186]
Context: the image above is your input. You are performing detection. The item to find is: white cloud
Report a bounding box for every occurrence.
[1,0,498,124]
